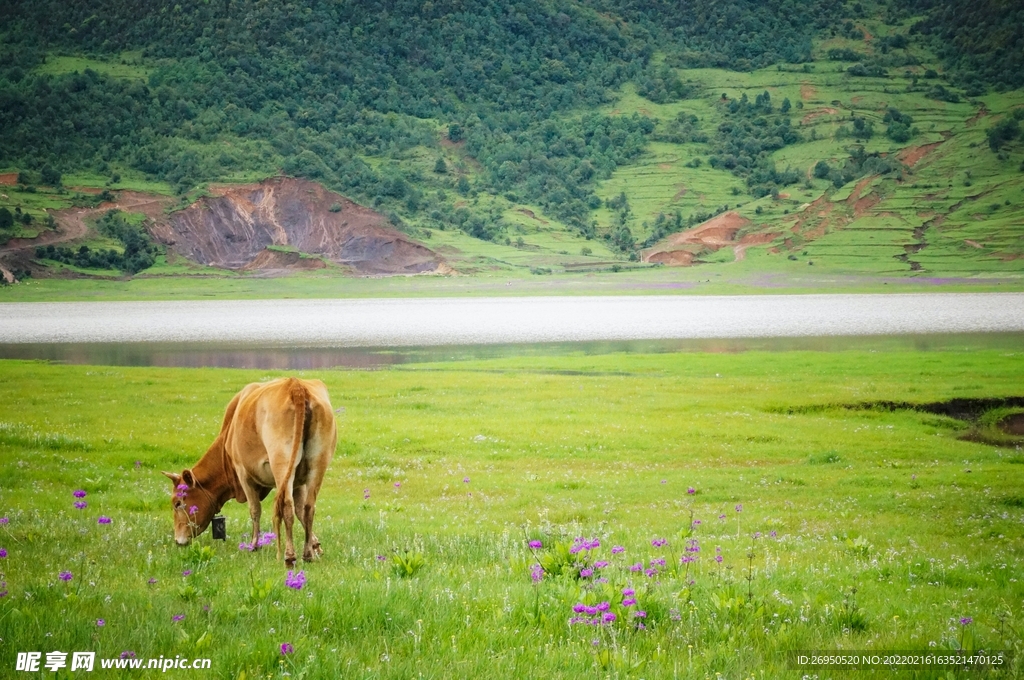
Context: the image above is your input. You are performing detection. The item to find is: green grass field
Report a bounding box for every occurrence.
[1,348,1022,677]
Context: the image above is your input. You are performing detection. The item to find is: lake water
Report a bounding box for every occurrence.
[1,293,1023,368]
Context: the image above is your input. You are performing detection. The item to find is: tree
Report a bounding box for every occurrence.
[448,123,464,143]
[40,165,62,187]
[780,97,791,113]
[433,158,447,174]
[0,207,13,230]
[813,160,831,179]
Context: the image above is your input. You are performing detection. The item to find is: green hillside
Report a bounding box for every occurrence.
[1,0,1022,288]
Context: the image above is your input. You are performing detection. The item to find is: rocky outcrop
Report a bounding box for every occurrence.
[149,177,442,274]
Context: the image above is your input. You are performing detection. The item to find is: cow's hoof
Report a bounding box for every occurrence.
[284,556,296,568]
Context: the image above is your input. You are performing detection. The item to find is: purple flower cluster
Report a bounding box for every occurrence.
[98,516,112,525]
[0,516,8,524]
[0,548,7,559]
[528,540,543,550]
[687,487,696,495]
[280,642,294,655]
[257,532,276,548]
[73,490,87,499]
[569,537,600,555]
[285,570,306,590]
[611,545,625,555]
[685,538,700,554]
[120,651,136,659]
[0,580,7,598]
[175,484,188,500]
[530,564,544,583]
[58,571,73,582]
[651,537,668,548]
[960,616,973,626]
[74,501,87,510]
[96,619,105,627]
[363,489,370,500]
[172,614,185,622]
[570,601,615,626]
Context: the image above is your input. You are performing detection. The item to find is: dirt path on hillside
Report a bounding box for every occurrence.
[0,191,175,256]
[897,141,944,167]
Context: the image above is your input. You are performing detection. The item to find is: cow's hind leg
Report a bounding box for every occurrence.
[292,484,321,561]
[239,481,264,552]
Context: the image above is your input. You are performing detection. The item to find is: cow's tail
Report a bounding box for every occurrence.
[275,378,309,557]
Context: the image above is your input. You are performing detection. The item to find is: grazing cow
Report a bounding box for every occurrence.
[163,377,337,566]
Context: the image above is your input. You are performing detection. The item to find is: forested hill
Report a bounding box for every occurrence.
[0,0,1021,264]
[0,0,842,235]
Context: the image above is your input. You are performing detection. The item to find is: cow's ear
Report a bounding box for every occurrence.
[182,469,196,487]
[162,471,182,486]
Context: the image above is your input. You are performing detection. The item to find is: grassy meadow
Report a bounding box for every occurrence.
[1,347,1023,678]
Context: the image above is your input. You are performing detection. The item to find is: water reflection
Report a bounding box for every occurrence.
[1,332,1021,370]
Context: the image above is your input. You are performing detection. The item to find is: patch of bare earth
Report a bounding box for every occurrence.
[0,173,18,186]
[800,82,817,101]
[643,211,770,265]
[964,240,984,249]
[966,106,989,127]
[153,177,443,275]
[801,107,838,124]
[897,141,943,167]
[517,208,549,225]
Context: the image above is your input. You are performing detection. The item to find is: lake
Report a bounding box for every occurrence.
[1,293,1023,368]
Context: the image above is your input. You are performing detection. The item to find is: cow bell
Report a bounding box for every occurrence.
[211,515,226,540]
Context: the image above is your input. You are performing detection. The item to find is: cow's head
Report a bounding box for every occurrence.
[162,469,216,545]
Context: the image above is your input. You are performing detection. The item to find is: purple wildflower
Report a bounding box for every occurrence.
[120,651,136,659]
[0,548,6,558]
[176,484,188,491]
[634,610,647,618]
[280,642,294,655]
[97,619,105,627]
[394,482,401,488]
[172,614,185,622]
[628,562,643,572]
[960,617,973,626]
[596,602,610,612]
[680,555,695,564]
[528,540,542,550]
[644,568,658,578]
[189,505,198,516]
[376,554,386,561]
[73,490,87,498]
[572,603,586,614]
[182,570,191,577]
[238,541,253,551]
[59,570,72,582]
[74,501,87,510]
[651,538,667,548]
[463,477,470,483]
[622,597,637,607]
[661,479,667,484]
[98,516,112,524]
[147,578,157,584]
[719,514,727,520]
[134,460,142,469]
[611,545,625,554]
[622,588,635,596]
[735,504,743,513]
[285,570,306,590]
[257,532,276,548]
[770,530,778,538]
[363,489,370,500]
[693,519,702,526]
[687,487,696,495]
[530,564,544,583]
[715,555,724,563]
[594,560,608,569]
[580,568,593,578]
[603,612,616,623]
[0,517,8,524]
[650,558,666,567]
[754,531,762,539]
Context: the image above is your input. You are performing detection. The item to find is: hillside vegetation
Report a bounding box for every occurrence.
[1,0,1022,287]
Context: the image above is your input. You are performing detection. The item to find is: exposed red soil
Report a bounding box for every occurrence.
[847,175,876,205]
[643,211,764,266]
[800,82,817,101]
[778,193,790,199]
[854,192,881,218]
[801,107,838,124]
[0,173,18,186]
[897,141,943,167]
[646,249,696,266]
[860,25,873,41]
[517,208,549,225]
[240,249,328,271]
[733,232,781,261]
[966,106,989,127]
[153,177,442,275]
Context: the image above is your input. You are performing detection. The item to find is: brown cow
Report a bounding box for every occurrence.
[163,377,337,566]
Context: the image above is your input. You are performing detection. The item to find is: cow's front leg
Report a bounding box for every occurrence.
[239,482,263,551]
